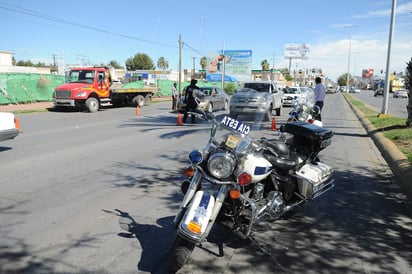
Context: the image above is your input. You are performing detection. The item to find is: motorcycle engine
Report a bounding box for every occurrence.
[265,191,285,220]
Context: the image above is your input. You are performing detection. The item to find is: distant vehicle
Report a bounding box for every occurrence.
[326,86,337,94]
[0,112,20,142]
[282,86,307,107]
[393,89,408,98]
[177,86,229,113]
[339,86,348,93]
[349,87,361,93]
[229,81,283,121]
[374,88,384,97]
[53,67,156,112]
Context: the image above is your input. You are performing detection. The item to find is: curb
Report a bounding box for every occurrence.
[344,95,412,199]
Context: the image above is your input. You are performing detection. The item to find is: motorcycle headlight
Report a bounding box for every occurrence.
[207,151,236,179]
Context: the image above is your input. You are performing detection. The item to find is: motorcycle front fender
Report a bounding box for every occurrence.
[177,190,215,242]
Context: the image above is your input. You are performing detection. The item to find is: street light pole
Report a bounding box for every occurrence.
[344,25,357,92]
[380,0,397,116]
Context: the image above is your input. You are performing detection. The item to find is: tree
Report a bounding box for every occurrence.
[16,60,34,67]
[337,73,353,87]
[125,53,155,71]
[157,56,169,70]
[406,58,412,127]
[108,60,123,69]
[261,59,270,70]
[200,57,208,70]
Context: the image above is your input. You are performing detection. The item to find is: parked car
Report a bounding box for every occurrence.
[393,89,408,98]
[229,81,283,121]
[177,86,229,113]
[326,86,337,94]
[374,88,384,97]
[282,86,307,107]
[349,87,361,93]
[0,112,20,142]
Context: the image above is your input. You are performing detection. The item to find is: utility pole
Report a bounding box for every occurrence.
[178,34,182,95]
[192,57,196,78]
[380,0,397,117]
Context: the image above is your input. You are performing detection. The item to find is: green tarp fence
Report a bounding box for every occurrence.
[0,73,221,105]
[0,73,65,105]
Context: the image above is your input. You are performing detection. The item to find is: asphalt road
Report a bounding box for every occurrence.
[1,96,411,273]
[348,89,409,118]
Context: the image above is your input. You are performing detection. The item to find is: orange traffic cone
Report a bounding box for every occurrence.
[271,117,277,131]
[15,117,22,133]
[177,113,183,126]
[135,106,141,115]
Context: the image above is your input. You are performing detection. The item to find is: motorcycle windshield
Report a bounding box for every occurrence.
[208,115,256,155]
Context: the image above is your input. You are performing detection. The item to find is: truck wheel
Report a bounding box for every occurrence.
[132,95,145,108]
[86,97,99,113]
[144,93,152,105]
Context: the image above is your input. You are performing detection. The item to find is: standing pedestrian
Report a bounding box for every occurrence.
[313,77,326,121]
[172,82,178,110]
[183,79,199,123]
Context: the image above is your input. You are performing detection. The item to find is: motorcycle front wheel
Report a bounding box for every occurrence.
[168,235,196,271]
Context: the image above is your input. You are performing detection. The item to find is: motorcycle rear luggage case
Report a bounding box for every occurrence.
[280,121,333,153]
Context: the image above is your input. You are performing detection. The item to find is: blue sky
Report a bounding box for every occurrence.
[1,0,411,81]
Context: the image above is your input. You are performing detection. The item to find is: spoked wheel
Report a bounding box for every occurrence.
[168,236,196,272]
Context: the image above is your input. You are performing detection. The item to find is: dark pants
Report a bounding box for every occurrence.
[172,96,177,110]
[315,101,324,121]
[183,103,197,123]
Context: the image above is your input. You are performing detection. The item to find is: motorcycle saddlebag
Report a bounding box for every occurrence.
[280,121,333,153]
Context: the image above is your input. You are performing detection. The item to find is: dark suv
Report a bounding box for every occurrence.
[374,87,384,97]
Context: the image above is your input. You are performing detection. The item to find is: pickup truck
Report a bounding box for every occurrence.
[229,81,283,121]
[53,67,155,112]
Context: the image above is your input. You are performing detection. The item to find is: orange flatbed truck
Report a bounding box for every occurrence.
[53,67,155,112]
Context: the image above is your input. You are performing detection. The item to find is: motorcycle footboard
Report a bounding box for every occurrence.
[294,162,334,200]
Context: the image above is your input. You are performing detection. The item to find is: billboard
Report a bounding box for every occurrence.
[206,50,252,82]
[362,68,374,79]
[284,43,309,60]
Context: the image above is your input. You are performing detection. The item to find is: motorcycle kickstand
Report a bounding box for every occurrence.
[248,235,289,273]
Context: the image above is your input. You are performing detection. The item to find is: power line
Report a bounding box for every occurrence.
[0,2,177,49]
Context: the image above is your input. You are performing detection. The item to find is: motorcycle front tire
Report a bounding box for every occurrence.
[168,235,196,271]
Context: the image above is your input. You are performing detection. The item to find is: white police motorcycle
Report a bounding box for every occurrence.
[168,112,334,271]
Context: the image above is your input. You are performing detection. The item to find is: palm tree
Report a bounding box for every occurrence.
[261,59,270,70]
[157,57,169,70]
[200,57,208,70]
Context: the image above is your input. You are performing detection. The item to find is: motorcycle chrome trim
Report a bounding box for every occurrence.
[172,170,203,227]
[203,185,229,238]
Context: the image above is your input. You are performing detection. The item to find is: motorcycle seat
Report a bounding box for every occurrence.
[264,151,299,170]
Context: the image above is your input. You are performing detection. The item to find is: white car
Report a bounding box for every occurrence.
[283,86,312,106]
[393,89,408,98]
[0,112,20,142]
